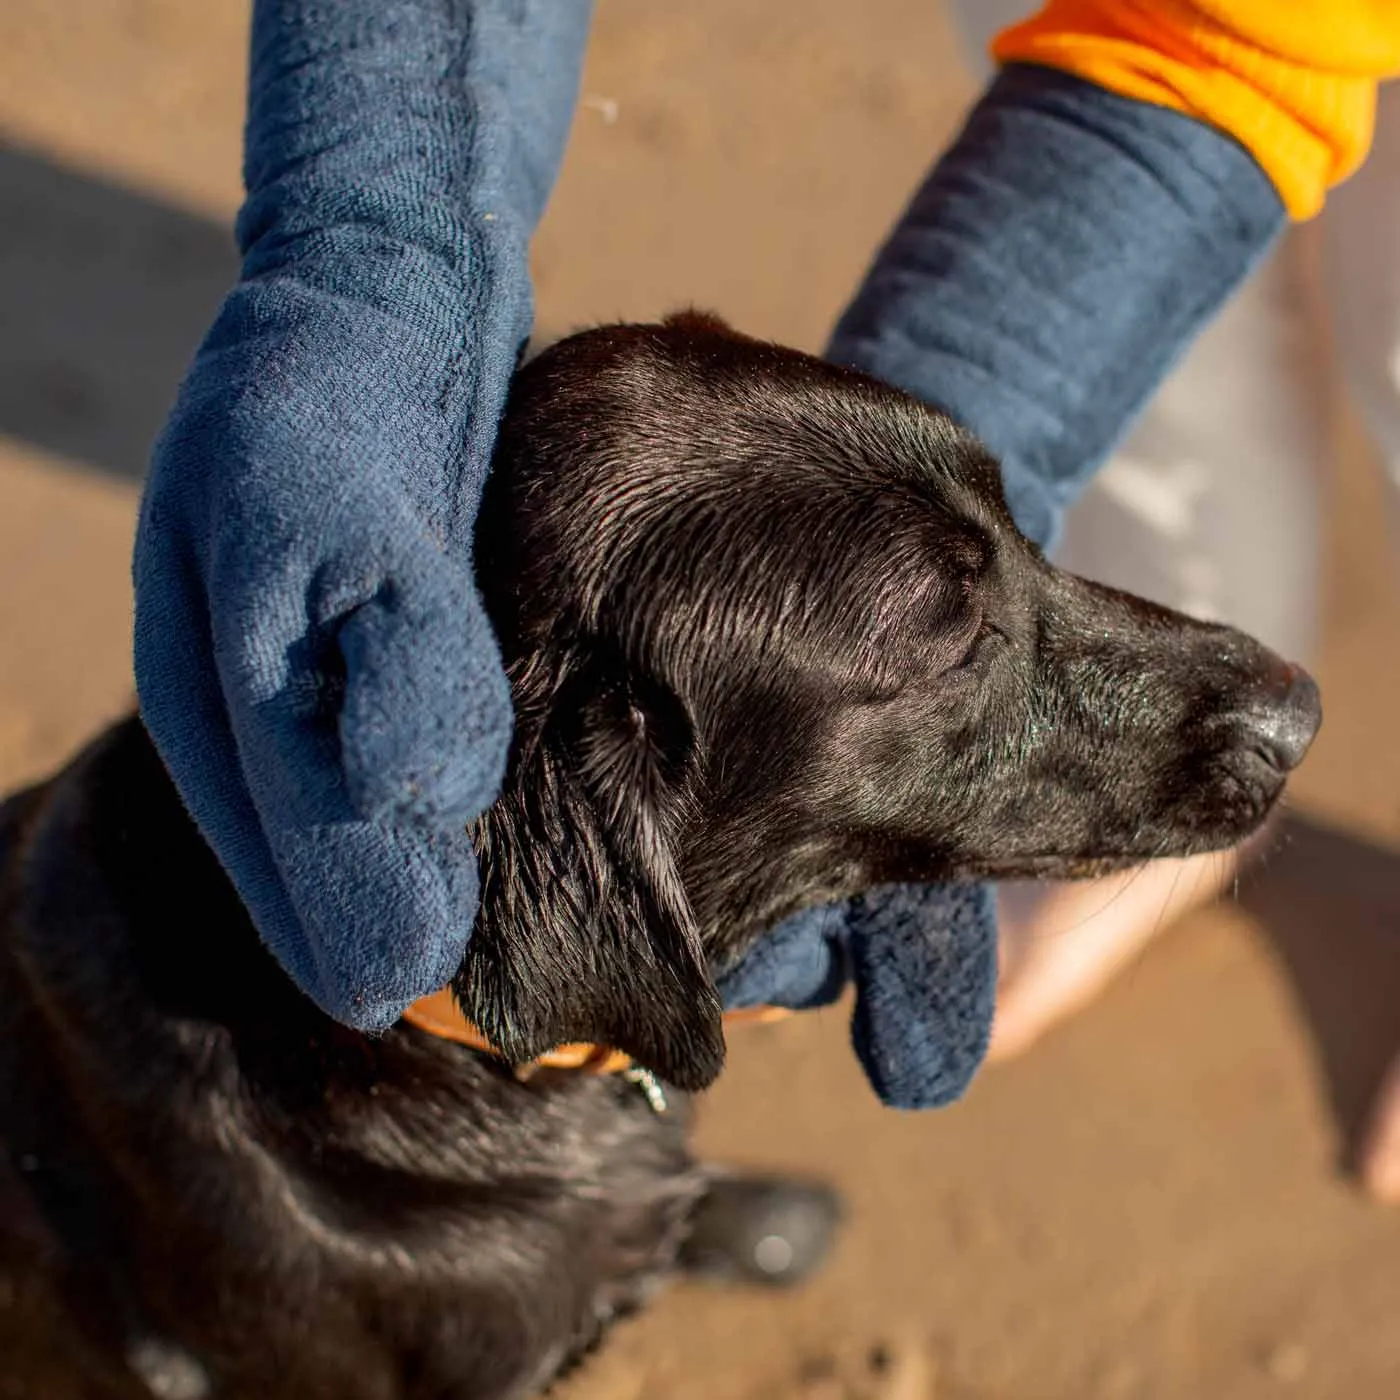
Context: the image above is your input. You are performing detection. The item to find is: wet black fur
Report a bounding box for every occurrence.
[0,314,1318,1398]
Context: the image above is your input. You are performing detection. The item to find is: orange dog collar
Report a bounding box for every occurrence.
[402,987,790,1078]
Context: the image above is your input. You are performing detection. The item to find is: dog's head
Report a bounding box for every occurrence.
[454,313,1320,1089]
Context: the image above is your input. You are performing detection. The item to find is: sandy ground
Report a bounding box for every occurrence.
[4,3,1400,1396]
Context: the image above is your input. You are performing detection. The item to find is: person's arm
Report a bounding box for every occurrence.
[134,1,592,1029]
[994,0,1400,220]
[827,62,1283,553]
[832,1,1400,551]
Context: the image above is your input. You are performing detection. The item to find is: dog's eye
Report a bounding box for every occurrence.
[953,620,1002,672]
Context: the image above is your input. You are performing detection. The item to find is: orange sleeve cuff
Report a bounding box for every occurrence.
[991,1,1400,219]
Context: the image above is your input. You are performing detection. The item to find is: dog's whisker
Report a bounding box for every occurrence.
[1005,857,1155,947]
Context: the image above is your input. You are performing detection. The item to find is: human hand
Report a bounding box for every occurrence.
[133,0,592,1029]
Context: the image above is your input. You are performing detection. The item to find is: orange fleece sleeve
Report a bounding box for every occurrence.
[991,1,1400,217]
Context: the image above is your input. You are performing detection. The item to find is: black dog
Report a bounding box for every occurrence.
[0,315,1319,1399]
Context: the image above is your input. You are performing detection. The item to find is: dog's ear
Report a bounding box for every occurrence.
[456,665,725,1091]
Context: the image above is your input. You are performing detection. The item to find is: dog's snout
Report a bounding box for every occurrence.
[1238,662,1321,773]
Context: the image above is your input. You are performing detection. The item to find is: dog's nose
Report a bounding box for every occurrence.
[1239,661,1321,773]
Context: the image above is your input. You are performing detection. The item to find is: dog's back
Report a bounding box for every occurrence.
[0,719,705,1400]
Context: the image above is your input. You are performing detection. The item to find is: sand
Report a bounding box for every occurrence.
[4,3,1400,1396]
